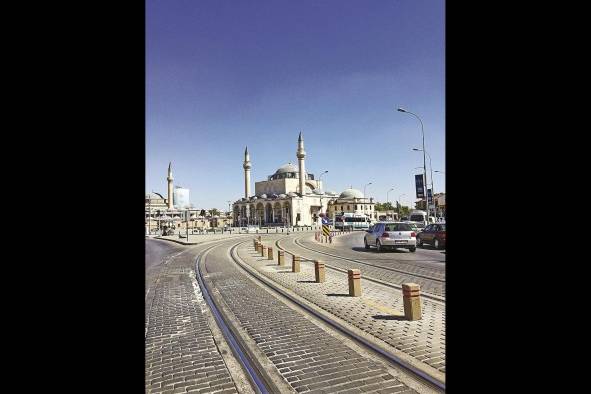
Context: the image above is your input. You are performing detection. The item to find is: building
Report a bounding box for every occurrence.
[326,188,377,221]
[434,192,445,217]
[173,186,190,209]
[232,133,375,227]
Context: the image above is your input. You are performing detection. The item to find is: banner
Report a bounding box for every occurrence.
[427,189,433,204]
[415,174,425,199]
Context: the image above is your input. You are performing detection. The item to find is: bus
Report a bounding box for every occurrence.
[408,210,436,226]
[334,213,371,231]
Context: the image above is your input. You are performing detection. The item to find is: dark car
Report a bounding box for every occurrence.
[416,223,446,249]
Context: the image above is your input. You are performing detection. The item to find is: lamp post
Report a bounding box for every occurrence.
[398,107,430,224]
[387,187,395,220]
[364,182,372,218]
[318,170,328,220]
[413,148,435,218]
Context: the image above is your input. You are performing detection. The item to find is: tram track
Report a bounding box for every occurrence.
[194,237,445,392]
[274,234,445,303]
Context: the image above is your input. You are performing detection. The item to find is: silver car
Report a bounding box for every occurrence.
[364,221,417,252]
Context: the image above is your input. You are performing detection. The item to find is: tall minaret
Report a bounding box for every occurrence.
[167,162,174,209]
[243,146,251,199]
[297,132,306,195]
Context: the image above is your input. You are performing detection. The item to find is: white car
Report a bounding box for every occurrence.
[364,221,417,252]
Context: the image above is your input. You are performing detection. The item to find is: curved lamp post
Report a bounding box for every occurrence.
[398,107,430,224]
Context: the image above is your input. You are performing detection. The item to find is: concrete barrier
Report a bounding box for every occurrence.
[267,247,274,260]
[402,283,422,320]
[292,255,301,273]
[278,250,285,266]
[348,269,361,297]
[314,260,325,283]
[262,245,267,258]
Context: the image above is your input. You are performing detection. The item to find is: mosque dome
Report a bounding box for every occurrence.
[339,188,364,199]
[287,192,298,197]
[260,194,268,199]
[278,194,287,198]
[275,163,299,174]
[313,189,324,195]
[327,191,337,196]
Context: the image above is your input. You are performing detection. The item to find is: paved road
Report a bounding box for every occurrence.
[278,232,445,298]
[201,238,424,393]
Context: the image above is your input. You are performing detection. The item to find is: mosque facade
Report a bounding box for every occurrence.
[232,133,376,227]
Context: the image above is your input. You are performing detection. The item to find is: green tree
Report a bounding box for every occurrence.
[208,208,220,217]
[375,202,394,211]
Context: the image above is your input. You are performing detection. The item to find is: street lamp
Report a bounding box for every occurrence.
[413,148,435,218]
[318,170,328,220]
[364,182,373,218]
[398,107,430,224]
[387,187,395,220]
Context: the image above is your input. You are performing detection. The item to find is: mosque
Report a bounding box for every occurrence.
[232,133,376,227]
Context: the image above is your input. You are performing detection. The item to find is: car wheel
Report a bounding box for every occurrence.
[376,240,383,252]
[434,238,440,249]
[416,237,422,247]
[364,238,370,249]
[409,246,416,252]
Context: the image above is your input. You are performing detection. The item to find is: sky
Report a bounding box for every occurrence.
[146,0,445,212]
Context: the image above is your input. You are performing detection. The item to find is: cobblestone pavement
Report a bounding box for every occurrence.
[202,238,422,393]
[277,234,445,298]
[238,236,445,377]
[145,240,245,394]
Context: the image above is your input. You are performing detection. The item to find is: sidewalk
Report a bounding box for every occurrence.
[237,236,445,383]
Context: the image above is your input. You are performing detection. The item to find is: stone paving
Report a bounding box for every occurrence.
[202,240,418,393]
[278,235,445,298]
[238,237,446,376]
[145,245,240,394]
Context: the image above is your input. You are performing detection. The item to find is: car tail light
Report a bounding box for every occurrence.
[411,232,416,237]
[382,232,390,238]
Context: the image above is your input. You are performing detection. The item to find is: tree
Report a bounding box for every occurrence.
[209,208,220,217]
[375,202,394,211]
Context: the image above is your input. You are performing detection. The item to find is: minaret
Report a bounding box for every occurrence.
[243,146,251,199]
[297,132,306,195]
[167,162,174,209]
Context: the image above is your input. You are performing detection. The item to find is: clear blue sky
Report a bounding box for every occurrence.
[146,0,445,211]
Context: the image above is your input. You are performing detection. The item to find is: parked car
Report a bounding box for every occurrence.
[364,222,417,252]
[416,223,446,249]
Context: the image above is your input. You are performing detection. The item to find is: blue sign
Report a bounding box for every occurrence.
[415,174,425,199]
[321,217,329,225]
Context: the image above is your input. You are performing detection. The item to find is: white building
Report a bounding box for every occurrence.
[232,133,375,227]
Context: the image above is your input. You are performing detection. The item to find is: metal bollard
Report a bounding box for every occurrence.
[348,269,362,297]
[292,255,301,273]
[314,260,325,283]
[402,283,422,321]
[329,236,332,244]
[268,247,273,260]
[278,250,285,266]
[262,245,267,257]
[258,235,262,241]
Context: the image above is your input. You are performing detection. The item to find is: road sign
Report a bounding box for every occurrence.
[321,217,329,225]
[322,225,330,236]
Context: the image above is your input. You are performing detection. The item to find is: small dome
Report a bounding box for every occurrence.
[278,194,287,198]
[327,191,337,195]
[287,192,298,197]
[339,188,364,199]
[313,189,324,195]
[251,196,258,200]
[270,194,278,198]
[260,194,268,199]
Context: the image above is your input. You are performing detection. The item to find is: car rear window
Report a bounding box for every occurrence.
[384,223,412,231]
[439,224,446,231]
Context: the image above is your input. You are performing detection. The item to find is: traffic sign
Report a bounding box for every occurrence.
[322,225,330,236]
